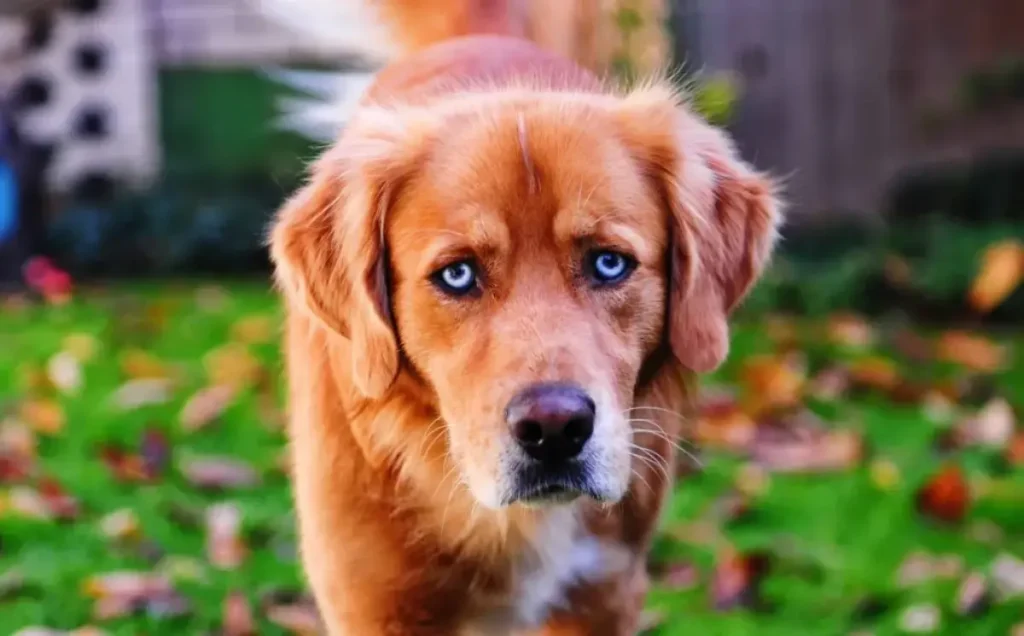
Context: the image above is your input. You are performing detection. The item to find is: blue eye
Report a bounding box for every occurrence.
[432,260,478,296]
[588,250,635,285]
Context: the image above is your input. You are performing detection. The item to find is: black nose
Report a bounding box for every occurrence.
[505,383,595,463]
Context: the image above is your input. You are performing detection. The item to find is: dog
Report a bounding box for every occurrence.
[267,1,783,633]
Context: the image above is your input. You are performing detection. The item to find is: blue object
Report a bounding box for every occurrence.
[0,160,18,243]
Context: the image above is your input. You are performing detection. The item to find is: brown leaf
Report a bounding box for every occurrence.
[695,398,756,451]
[897,552,964,588]
[38,477,80,521]
[656,562,699,591]
[99,446,151,483]
[99,509,141,542]
[848,356,900,392]
[954,398,1016,449]
[118,350,171,380]
[955,572,991,616]
[967,239,1024,313]
[206,502,247,569]
[82,571,178,619]
[231,315,275,345]
[753,426,862,474]
[825,312,875,349]
[180,385,235,432]
[19,400,65,436]
[140,427,171,479]
[204,344,261,392]
[936,331,1006,373]
[181,456,260,490]
[223,591,256,636]
[711,549,770,611]
[739,355,805,416]
[916,464,971,524]
[1007,432,1024,467]
[265,599,324,635]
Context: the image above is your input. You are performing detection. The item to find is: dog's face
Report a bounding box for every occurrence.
[271,86,781,510]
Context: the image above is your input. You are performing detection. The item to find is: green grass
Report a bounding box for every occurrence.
[1,283,1021,635]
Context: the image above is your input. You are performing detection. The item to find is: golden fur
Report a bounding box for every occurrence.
[269,3,781,633]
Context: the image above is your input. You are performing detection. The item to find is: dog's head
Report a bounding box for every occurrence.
[271,84,781,509]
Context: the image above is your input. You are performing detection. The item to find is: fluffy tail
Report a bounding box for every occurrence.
[256,0,618,141]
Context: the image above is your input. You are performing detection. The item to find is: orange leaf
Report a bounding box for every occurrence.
[223,591,256,636]
[967,239,1024,313]
[19,400,65,436]
[1008,432,1024,467]
[180,385,236,432]
[849,356,900,392]
[916,464,970,523]
[936,331,1006,373]
[826,313,875,349]
[739,355,805,416]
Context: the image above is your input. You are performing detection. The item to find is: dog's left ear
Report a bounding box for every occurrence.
[270,108,432,397]
[614,86,783,373]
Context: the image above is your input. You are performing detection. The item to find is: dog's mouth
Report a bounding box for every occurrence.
[504,460,602,506]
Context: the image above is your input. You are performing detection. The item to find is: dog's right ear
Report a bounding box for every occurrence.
[269,108,433,398]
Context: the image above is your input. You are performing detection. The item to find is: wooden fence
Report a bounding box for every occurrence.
[671,0,1024,220]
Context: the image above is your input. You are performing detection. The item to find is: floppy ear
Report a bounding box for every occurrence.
[614,86,783,373]
[269,109,430,398]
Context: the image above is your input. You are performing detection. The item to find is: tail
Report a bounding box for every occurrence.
[256,0,619,141]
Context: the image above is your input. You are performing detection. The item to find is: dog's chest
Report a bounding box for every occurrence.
[465,513,631,634]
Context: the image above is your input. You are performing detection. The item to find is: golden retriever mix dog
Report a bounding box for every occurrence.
[267,0,782,633]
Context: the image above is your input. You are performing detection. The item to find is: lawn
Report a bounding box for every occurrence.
[0,282,1021,635]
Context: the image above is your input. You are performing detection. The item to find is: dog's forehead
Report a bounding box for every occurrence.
[391,106,661,251]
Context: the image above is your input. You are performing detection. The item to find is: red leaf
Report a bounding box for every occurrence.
[223,590,256,636]
[916,464,971,523]
[711,549,770,611]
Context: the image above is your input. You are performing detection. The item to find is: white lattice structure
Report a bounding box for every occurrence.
[8,0,159,193]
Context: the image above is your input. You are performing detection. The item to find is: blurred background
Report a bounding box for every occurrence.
[0,1,1022,634]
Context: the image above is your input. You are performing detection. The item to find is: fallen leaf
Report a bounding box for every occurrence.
[826,313,875,349]
[734,463,770,497]
[739,355,805,416]
[899,603,941,633]
[991,553,1024,600]
[807,366,851,401]
[5,486,52,520]
[99,509,141,542]
[99,446,150,483]
[38,477,80,520]
[656,562,699,591]
[140,427,171,478]
[204,344,261,392]
[1008,432,1024,467]
[118,350,170,380]
[195,285,230,313]
[884,254,913,287]
[181,456,260,490]
[916,464,970,524]
[695,398,756,451]
[19,400,65,436]
[63,333,99,362]
[156,556,208,584]
[955,572,990,616]
[848,356,900,392]
[870,458,901,491]
[47,351,82,396]
[753,427,862,474]
[179,385,236,432]
[936,331,1006,373]
[954,398,1015,449]
[112,379,173,411]
[710,549,770,611]
[231,315,275,345]
[264,598,323,635]
[223,590,256,636]
[897,552,964,588]
[206,502,247,569]
[967,239,1024,313]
